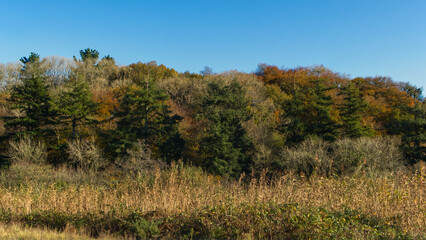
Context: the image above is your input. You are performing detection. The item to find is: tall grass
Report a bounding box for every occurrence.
[0,162,424,236]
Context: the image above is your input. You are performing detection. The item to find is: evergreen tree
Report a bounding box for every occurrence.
[112,81,183,162]
[75,48,99,63]
[338,81,373,138]
[198,80,254,177]
[282,89,309,145]
[308,78,338,141]
[56,78,98,140]
[5,53,54,137]
[282,78,337,144]
[390,94,426,164]
[401,100,425,164]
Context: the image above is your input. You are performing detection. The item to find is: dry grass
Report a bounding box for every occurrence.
[0,162,424,236]
[0,222,118,240]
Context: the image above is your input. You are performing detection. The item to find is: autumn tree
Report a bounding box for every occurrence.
[73,48,117,87]
[128,61,179,85]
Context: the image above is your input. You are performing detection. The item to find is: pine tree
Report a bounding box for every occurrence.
[281,78,337,144]
[74,48,99,63]
[339,81,373,138]
[112,81,183,162]
[308,78,338,141]
[5,53,54,137]
[282,89,309,145]
[56,78,98,140]
[198,80,254,177]
[402,100,425,164]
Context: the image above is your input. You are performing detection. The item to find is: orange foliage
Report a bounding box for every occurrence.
[91,88,120,129]
[257,65,417,134]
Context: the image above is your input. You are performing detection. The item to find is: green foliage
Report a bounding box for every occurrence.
[339,80,373,138]
[111,82,183,162]
[400,82,423,101]
[0,202,411,239]
[388,84,425,164]
[282,78,338,145]
[308,78,338,141]
[129,217,161,239]
[169,202,410,239]
[128,61,179,85]
[198,80,254,177]
[1,51,424,179]
[56,79,98,140]
[77,48,99,63]
[281,89,309,145]
[5,53,55,137]
[399,101,425,164]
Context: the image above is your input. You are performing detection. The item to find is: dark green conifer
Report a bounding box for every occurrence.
[308,78,338,141]
[282,89,309,145]
[198,80,254,177]
[56,78,98,140]
[339,81,373,138]
[5,53,54,137]
[112,81,183,162]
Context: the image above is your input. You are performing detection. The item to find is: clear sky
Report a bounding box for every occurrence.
[0,0,425,87]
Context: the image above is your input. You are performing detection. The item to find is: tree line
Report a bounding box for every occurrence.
[0,49,424,177]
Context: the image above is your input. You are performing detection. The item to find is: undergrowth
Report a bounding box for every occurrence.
[0,202,414,239]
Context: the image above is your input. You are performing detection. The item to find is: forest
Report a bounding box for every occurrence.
[0,49,424,239]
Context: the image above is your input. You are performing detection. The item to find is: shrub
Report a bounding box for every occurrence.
[115,140,165,176]
[7,136,47,165]
[67,138,106,172]
[279,137,332,177]
[169,202,410,239]
[278,136,405,176]
[332,136,404,176]
[129,217,161,239]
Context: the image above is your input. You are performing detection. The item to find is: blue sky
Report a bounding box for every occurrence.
[0,0,425,87]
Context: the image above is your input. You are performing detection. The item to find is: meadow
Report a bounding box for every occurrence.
[0,160,424,239]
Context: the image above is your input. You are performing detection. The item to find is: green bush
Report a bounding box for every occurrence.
[0,202,414,239]
[168,202,411,239]
[129,217,161,239]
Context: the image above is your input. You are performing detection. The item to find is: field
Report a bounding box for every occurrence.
[0,161,424,239]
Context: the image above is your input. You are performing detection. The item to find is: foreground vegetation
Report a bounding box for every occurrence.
[0,159,424,239]
[0,223,114,240]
